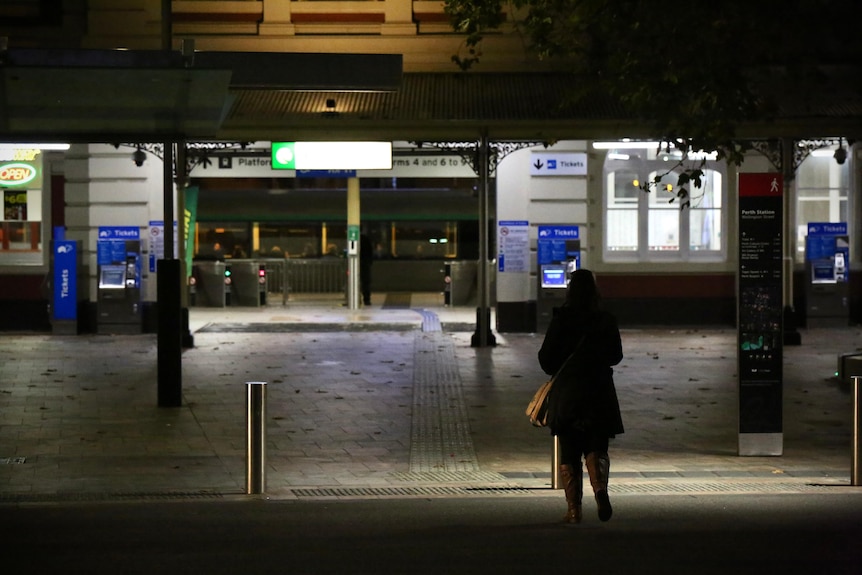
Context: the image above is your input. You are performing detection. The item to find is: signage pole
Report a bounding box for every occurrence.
[175,141,194,348]
[347,177,361,310]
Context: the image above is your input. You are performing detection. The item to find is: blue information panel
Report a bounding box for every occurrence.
[537,225,580,265]
[53,241,78,321]
[97,226,140,266]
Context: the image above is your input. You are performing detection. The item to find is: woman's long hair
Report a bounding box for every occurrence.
[565,269,601,312]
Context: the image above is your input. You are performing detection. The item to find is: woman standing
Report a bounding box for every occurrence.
[538,269,624,524]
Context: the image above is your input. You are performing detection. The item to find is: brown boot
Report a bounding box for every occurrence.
[585,452,612,522]
[559,464,583,524]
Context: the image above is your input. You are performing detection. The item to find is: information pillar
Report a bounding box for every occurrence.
[738,173,784,456]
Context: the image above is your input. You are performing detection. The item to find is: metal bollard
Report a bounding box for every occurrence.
[246,381,267,494]
[853,377,861,486]
[552,435,562,489]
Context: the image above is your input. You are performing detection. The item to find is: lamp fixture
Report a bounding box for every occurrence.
[322,98,338,118]
[132,147,146,167]
[834,138,847,165]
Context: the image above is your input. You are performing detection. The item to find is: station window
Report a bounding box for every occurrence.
[794,148,850,263]
[388,221,458,259]
[195,222,251,260]
[194,220,464,261]
[192,172,479,262]
[603,145,726,262]
[0,147,45,266]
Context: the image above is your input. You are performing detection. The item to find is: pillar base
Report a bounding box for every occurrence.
[157,259,183,408]
[471,307,497,348]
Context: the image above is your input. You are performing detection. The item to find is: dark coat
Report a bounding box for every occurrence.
[538,306,624,437]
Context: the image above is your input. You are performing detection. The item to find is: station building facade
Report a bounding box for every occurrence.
[0,0,859,331]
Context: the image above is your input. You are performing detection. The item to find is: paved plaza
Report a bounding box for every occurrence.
[1,294,861,501]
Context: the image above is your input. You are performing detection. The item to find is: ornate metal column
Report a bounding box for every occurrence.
[156,140,182,406]
[417,137,543,347]
[751,138,842,345]
[475,132,493,347]
[115,141,249,404]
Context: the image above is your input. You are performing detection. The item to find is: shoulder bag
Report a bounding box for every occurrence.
[526,337,584,427]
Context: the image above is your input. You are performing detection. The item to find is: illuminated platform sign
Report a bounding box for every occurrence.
[271,142,392,170]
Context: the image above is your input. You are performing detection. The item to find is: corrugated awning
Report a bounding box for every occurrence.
[220,69,862,142]
[1,47,859,143]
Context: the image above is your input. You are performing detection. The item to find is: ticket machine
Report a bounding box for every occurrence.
[97,238,142,334]
[536,225,580,332]
[805,222,849,327]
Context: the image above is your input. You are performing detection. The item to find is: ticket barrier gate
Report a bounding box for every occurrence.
[226,261,266,307]
[192,261,227,307]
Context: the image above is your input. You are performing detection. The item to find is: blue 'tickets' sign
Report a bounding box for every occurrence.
[98,226,140,240]
[808,222,847,236]
[538,225,580,240]
[53,241,77,321]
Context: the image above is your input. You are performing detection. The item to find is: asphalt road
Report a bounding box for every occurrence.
[3,493,861,575]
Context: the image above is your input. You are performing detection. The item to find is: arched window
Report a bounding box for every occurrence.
[602,145,726,262]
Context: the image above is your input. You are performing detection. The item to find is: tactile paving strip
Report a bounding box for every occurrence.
[416,309,441,332]
[390,470,509,483]
[409,329,479,473]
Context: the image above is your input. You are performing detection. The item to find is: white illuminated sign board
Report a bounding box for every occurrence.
[189,154,474,178]
[272,142,392,170]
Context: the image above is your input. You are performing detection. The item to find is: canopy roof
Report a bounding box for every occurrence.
[1,48,860,144]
